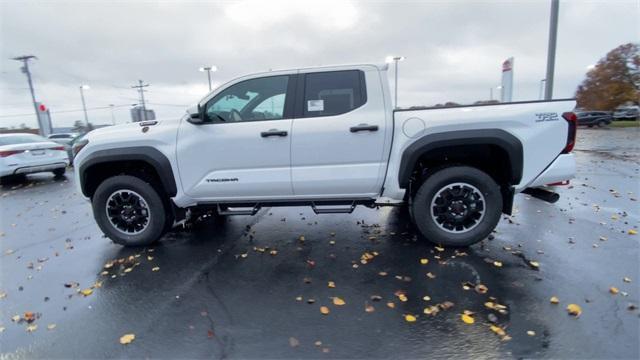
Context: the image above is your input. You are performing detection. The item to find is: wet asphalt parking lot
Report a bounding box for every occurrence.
[0,128,638,359]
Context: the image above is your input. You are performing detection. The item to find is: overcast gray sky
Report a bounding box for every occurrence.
[1,0,638,129]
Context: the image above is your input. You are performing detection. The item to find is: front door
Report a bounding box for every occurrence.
[177,74,296,200]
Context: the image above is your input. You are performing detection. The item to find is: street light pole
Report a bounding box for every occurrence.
[539,79,546,100]
[79,85,90,127]
[199,65,218,91]
[385,56,405,109]
[544,0,559,100]
[11,55,42,134]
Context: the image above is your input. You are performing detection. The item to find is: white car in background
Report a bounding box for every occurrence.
[0,133,70,182]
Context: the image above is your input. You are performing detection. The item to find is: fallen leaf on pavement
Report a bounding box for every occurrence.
[629,229,638,235]
[490,325,506,336]
[328,281,335,288]
[420,258,429,265]
[26,324,37,332]
[527,330,536,336]
[609,287,619,294]
[365,303,375,313]
[152,267,160,272]
[461,313,474,324]
[386,302,395,309]
[493,261,503,268]
[404,314,417,322]
[289,337,300,347]
[332,297,346,306]
[320,306,330,315]
[47,324,56,330]
[80,288,93,296]
[567,304,582,317]
[475,284,488,294]
[120,333,135,344]
[550,296,559,304]
[623,277,632,283]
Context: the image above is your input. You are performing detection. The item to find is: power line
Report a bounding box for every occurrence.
[0,103,136,118]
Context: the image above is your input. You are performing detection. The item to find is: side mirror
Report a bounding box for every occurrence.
[186,105,207,124]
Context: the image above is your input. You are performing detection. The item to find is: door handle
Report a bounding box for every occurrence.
[350,124,379,133]
[261,129,288,137]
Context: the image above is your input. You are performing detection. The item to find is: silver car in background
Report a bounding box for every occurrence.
[0,133,70,182]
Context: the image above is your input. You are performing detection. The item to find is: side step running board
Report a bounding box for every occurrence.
[522,187,560,204]
[217,204,261,216]
[311,201,356,214]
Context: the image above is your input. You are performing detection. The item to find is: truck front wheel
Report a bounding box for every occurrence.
[411,166,502,247]
[92,175,168,247]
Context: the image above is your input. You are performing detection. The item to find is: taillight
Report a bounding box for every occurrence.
[562,112,577,153]
[0,150,25,157]
[50,146,65,151]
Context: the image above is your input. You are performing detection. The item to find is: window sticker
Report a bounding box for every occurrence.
[307,100,324,112]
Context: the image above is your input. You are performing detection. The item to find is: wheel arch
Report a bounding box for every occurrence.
[79,146,177,198]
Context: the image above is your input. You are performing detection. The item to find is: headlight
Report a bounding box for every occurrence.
[72,139,89,159]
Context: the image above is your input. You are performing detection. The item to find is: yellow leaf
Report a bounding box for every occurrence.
[328,281,335,288]
[124,267,133,273]
[567,303,582,317]
[609,287,619,294]
[398,294,408,302]
[119,333,135,344]
[629,229,638,235]
[320,306,330,315]
[461,313,475,324]
[550,296,559,304]
[490,325,506,336]
[332,297,346,306]
[529,261,540,268]
[151,267,160,272]
[386,302,395,309]
[422,295,431,301]
[404,314,417,322]
[26,324,37,332]
[434,246,445,252]
[527,330,536,336]
[80,288,93,296]
[493,261,503,268]
[420,258,429,265]
[365,304,375,313]
[299,235,306,242]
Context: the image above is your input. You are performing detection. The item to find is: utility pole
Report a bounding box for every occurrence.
[131,80,149,121]
[544,0,559,100]
[11,55,42,134]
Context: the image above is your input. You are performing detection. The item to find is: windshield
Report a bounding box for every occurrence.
[0,134,48,146]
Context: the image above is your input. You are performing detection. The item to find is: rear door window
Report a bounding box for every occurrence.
[302,70,366,118]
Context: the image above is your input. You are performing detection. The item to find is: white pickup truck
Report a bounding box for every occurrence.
[74,63,577,247]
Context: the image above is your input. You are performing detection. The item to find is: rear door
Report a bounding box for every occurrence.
[176,74,296,200]
[290,69,388,197]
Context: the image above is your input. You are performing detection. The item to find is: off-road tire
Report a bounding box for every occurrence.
[411,166,502,247]
[92,175,168,246]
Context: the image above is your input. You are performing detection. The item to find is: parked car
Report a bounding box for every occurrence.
[613,106,639,120]
[74,63,576,247]
[0,133,70,182]
[48,132,80,161]
[576,111,612,127]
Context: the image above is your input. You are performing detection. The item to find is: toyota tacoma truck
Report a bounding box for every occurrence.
[74,63,576,247]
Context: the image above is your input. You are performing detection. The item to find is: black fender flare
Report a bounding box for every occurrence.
[397,129,523,188]
[79,146,177,197]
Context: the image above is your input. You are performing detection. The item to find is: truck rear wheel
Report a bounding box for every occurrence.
[92,175,168,247]
[411,166,502,247]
